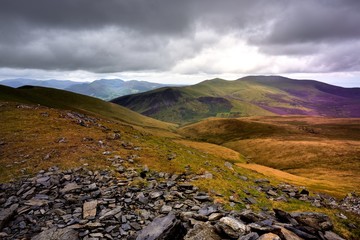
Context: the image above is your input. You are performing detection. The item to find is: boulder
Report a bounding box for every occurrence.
[215,216,249,239]
[136,213,186,240]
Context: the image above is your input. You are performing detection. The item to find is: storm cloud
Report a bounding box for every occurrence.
[0,0,360,80]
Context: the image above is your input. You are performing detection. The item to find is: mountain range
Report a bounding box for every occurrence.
[112,76,360,124]
[0,78,169,100]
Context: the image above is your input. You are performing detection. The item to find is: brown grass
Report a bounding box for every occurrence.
[174,139,244,162]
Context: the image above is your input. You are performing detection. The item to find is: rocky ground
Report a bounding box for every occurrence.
[0,154,359,240]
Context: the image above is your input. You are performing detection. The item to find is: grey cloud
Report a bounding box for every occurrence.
[0,0,359,74]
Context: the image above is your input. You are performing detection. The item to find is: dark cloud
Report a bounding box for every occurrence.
[0,0,359,74]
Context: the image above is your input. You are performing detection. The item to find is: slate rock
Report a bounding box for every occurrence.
[277,226,304,240]
[239,232,260,240]
[0,204,18,230]
[184,223,221,240]
[31,227,79,240]
[290,212,333,231]
[136,213,186,240]
[324,231,345,240]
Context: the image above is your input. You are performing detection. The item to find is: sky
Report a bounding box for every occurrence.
[0,0,360,87]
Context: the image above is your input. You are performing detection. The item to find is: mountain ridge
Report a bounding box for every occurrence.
[112,75,360,124]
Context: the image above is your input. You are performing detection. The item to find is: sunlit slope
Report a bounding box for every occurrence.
[0,85,175,129]
[112,76,360,124]
[178,116,360,193]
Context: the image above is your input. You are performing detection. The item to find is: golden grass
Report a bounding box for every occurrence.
[173,139,244,162]
[226,138,360,196]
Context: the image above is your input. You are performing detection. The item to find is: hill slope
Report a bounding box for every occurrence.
[0,85,175,130]
[111,76,360,124]
[178,116,360,194]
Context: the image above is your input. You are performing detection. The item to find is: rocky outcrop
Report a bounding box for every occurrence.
[0,163,353,240]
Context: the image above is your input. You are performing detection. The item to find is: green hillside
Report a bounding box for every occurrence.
[0,85,175,130]
[112,76,360,124]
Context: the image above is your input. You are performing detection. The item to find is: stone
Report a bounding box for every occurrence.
[239,210,265,223]
[0,204,18,230]
[149,191,163,199]
[290,212,333,231]
[184,223,221,240]
[257,233,281,240]
[160,205,172,214]
[99,206,122,220]
[254,179,270,184]
[324,231,345,240]
[136,213,186,240]
[208,213,223,221]
[284,226,317,239]
[83,200,97,219]
[224,162,233,170]
[194,194,212,202]
[267,190,278,196]
[31,227,78,240]
[277,227,304,240]
[239,232,260,240]
[216,217,249,239]
[61,182,81,194]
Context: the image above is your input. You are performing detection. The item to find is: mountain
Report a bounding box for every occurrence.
[0,78,171,100]
[65,79,167,100]
[0,78,77,89]
[111,76,360,124]
[0,84,175,130]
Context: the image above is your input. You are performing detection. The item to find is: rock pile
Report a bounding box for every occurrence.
[0,161,349,240]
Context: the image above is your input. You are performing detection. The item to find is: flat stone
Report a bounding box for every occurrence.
[31,227,79,240]
[324,231,345,240]
[25,198,48,207]
[278,227,304,240]
[290,212,333,231]
[99,206,122,220]
[136,213,186,240]
[149,191,163,199]
[61,183,81,194]
[0,204,18,230]
[208,213,223,221]
[83,200,97,219]
[184,223,221,240]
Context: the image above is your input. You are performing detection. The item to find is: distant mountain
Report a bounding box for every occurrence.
[111,75,360,124]
[0,78,170,100]
[0,78,77,89]
[65,79,167,100]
